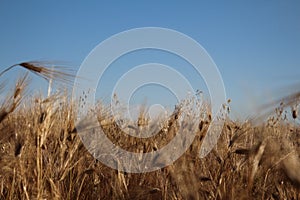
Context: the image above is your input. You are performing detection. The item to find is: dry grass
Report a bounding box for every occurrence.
[0,63,300,199]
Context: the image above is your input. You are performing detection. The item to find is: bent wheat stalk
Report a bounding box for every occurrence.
[0,61,75,84]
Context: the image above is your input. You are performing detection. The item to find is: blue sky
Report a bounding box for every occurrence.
[0,1,299,118]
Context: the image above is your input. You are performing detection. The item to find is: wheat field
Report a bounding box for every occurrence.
[0,62,299,199]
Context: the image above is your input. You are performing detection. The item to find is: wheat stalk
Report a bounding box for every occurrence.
[0,61,75,84]
[0,73,29,123]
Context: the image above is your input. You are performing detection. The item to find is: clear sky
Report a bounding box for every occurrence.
[0,1,299,119]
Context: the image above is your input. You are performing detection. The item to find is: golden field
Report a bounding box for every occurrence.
[0,63,299,199]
